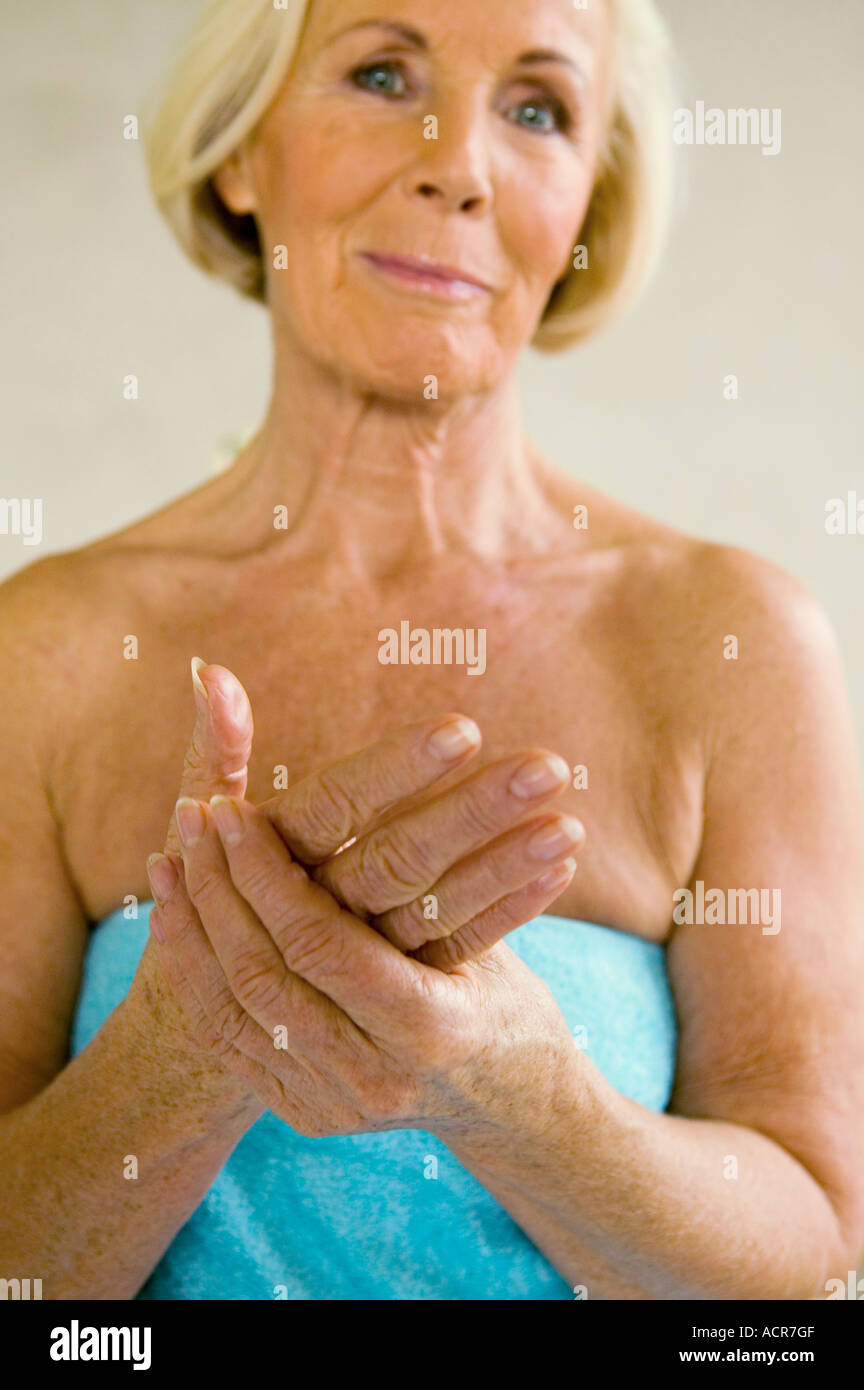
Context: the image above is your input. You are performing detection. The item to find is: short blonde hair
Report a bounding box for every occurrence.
[142,0,675,351]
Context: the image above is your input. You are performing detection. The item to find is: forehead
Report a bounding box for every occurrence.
[299,0,610,84]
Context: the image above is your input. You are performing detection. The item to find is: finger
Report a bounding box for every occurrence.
[376,811,585,950]
[146,849,256,1055]
[166,821,404,1129]
[314,749,576,917]
[148,905,230,1056]
[175,795,412,1040]
[148,867,328,1124]
[258,713,482,862]
[164,658,253,856]
[411,858,579,971]
[200,794,441,1036]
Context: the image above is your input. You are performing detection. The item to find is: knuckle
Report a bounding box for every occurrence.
[197,1017,237,1060]
[283,912,346,977]
[454,786,502,842]
[475,850,516,898]
[229,948,284,1011]
[183,734,247,788]
[210,990,253,1048]
[358,825,430,910]
[231,853,281,907]
[274,858,312,900]
[379,904,439,951]
[414,933,463,972]
[294,770,364,857]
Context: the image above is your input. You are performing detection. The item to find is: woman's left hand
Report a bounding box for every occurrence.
[147,796,579,1139]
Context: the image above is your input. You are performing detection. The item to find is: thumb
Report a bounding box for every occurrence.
[164,657,254,855]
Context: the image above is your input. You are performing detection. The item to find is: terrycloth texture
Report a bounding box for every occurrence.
[70,902,678,1301]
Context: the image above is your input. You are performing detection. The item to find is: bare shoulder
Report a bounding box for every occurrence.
[578,481,828,630]
[0,490,225,651]
[540,455,838,682]
[0,540,179,746]
[675,537,833,630]
[0,545,144,649]
[0,553,119,741]
[562,475,846,738]
[562,465,839,657]
[663,538,844,690]
[0,551,93,670]
[625,534,852,769]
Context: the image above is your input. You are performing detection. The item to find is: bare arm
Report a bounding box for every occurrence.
[0,1003,261,1300]
[436,550,864,1297]
[0,562,263,1298]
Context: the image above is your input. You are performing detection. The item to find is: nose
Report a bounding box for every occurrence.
[405,94,494,216]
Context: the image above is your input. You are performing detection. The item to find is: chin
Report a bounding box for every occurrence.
[335,327,509,400]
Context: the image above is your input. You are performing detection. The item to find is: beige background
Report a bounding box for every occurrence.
[2,0,862,746]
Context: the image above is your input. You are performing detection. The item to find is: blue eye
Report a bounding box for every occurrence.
[350,61,408,98]
[510,98,568,134]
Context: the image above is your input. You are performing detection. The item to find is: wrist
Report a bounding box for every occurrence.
[432,1044,599,1174]
[113,987,264,1131]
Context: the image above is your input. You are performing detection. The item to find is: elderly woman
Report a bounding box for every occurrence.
[1,0,863,1302]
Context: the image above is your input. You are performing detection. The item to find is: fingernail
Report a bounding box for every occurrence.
[528,816,584,861]
[175,797,206,846]
[509,754,571,799]
[427,717,481,761]
[210,794,246,845]
[190,657,209,713]
[535,857,578,892]
[146,851,177,902]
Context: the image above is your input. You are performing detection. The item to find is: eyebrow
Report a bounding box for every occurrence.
[325,19,588,83]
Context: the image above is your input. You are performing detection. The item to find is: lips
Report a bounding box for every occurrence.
[359,251,492,292]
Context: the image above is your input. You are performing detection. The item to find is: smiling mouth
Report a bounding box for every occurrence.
[358,251,493,301]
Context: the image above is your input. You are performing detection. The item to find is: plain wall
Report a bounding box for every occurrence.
[2,0,862,747]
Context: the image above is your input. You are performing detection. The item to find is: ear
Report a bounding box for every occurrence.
[211,144,257,216]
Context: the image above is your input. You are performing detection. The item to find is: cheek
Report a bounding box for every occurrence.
[256,113,400,264]
[500,162,596,291]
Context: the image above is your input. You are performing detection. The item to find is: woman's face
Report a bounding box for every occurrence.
[217,0,612,397]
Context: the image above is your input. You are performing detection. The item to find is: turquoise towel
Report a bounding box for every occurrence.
[70,901,677,1300]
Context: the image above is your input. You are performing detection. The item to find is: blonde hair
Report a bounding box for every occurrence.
[142,0,675,352]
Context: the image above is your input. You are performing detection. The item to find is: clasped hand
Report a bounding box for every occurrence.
[145,670,585,1140]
